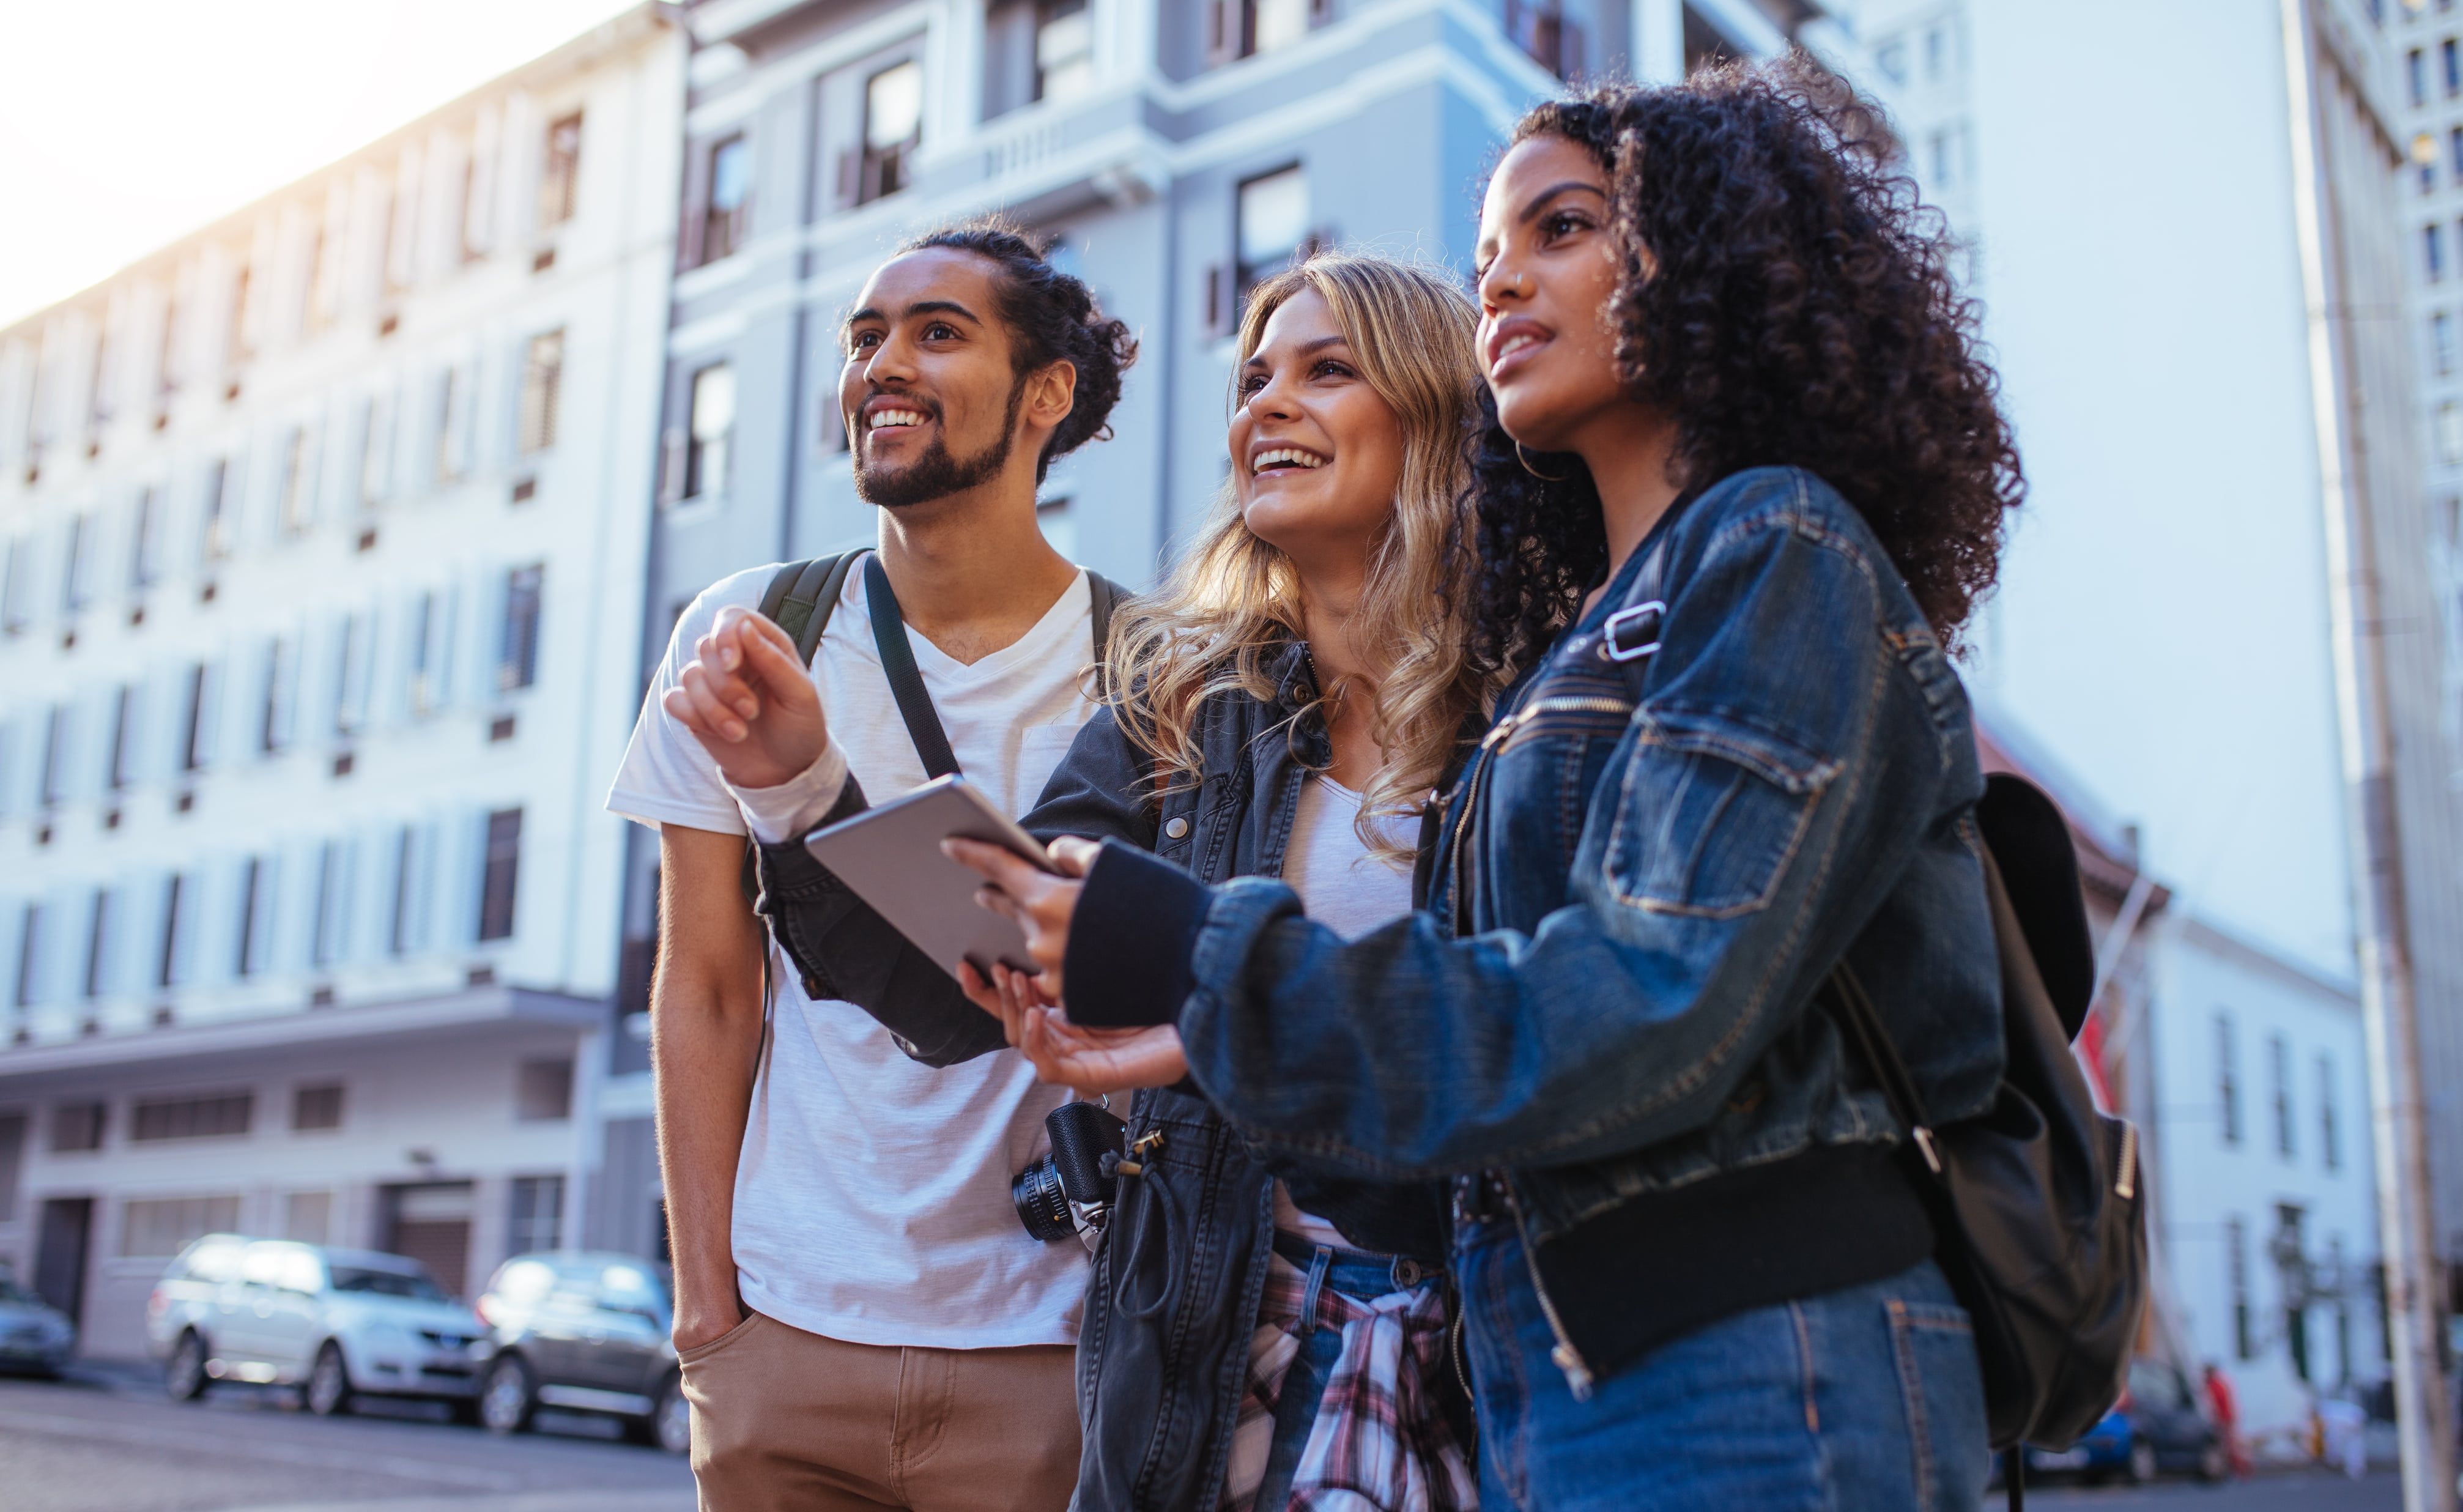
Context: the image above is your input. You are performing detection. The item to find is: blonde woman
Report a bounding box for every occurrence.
[706,254,1490,1510]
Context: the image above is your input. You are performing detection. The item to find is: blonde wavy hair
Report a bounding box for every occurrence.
[1102,253,1490,861]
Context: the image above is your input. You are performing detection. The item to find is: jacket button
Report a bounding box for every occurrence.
[1164,816,1190,840]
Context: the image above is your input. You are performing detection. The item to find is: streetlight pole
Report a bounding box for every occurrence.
[2279,2,2456,1507]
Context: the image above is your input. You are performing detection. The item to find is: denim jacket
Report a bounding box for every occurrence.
[750,642,1451,1512]
[1072,468,2007,1392]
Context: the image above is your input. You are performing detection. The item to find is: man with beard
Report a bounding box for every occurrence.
[606,221,1136,1511]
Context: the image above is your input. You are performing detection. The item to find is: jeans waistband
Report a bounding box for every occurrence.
[1269,1230,1442,1295]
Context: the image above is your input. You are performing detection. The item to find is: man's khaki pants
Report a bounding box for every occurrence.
[678,1311,1080,1512]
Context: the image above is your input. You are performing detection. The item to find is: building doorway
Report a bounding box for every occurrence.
[380,1181,474,1298]
[32,1196,93,1329]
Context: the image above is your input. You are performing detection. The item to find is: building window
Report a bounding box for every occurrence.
[1236,164,1313,300]
[39,705,67,809]
[0,1113,23,1223]
[89,322,116,430]
[508,1174,565,1253]
[158,873,187,988]
[2216,1013,2241,1145]
[1220,0,1316,60]
[62,514,93,613]
[119,1195,240,1258]
[292,1084,344,1132]
[1875,37,1907,84]
[12,905,38,1009]
[260,636,296,753]
[157,295,181,399]
[516,1056,572,1121]
[2449,125,2462,185]
[132,1091,252,1142]
[227,262,253,368]
[2318,1054,2339,1170]
[334,613,369,736]
[407,590,445,716]
[82,888,109,999]
[2437,311,2456,376]
[180,663,212,772]
[498,565,544,692]
[2226,1214,2252,1359]
[2428,223,2445,283]
[2443,36,2457,93]
[131,486,163,590]
[2442,401,2463,464]
[201,458,234,565]
[859,60,924,204]
[277,427,314,534]
[2270,1034,2294,1157]
[1504,0,1583,80]
[478,808,522,941]
[517,330,563,454]
[538,112,583,229]
[701,135,750,264]
[1035,0,1095,100]
[359,391,394,506]
[460,141,492,261]
[237,856,272,977]
[436,366,471,483]
[311,840,346,967]
[107,683,135,791]
[1,536,29,632]
[2412,47,2429,106]
[389,824,418,955]
[2277,1204,2310,1380]
[684,363,735,500]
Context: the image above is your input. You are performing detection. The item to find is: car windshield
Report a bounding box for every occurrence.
[329,1266,447,1301]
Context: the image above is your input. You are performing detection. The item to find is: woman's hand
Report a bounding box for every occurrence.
[957,959,1188,1098]
[943,835,1099,999]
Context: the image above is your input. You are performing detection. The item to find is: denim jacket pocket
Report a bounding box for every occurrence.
[1603,705,1842,917]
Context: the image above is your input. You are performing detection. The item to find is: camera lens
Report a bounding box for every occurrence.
[1011,1155,1075,1242]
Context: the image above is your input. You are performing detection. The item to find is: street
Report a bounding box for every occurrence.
[0,1363,2403,1512]
[0,1364,696,1512]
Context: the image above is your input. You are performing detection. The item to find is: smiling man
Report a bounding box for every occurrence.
[604,220,1136,1512]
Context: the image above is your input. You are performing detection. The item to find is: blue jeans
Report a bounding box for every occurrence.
[1253,1237,1439,1511]
[1457,1217,1988,1511]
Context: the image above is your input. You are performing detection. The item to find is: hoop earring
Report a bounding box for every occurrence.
[1515,442,1569,482]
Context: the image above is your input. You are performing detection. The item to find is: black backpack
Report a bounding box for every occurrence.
[1822,773,2147,1462]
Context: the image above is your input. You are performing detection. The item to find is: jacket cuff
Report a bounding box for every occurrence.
[752,774,871,911]
[1064,843,1208,1028]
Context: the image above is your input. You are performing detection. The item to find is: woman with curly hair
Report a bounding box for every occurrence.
[952,61,2024,1509]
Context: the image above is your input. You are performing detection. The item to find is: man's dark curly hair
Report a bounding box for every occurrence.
[901,218,1141,483]
[1469,61,2022,670]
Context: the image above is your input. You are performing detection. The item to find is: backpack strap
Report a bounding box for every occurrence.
[1087,570,1124,696]
[758,550,863,669]
[862,553,964,780]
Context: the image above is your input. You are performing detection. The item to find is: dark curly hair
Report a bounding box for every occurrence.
[900,218,1139,483]
[1468,61,2021,670]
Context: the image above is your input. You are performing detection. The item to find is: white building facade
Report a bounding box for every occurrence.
[0,7,683,1358]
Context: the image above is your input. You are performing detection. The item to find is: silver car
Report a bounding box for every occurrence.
[146,1234,491,1417]
[0,1273,74,1375]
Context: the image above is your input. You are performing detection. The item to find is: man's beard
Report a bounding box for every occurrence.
[853,382,1024,508]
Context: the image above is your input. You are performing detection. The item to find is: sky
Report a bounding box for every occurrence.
[0,0,640,329]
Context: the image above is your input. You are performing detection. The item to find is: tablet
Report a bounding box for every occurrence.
[802,774,1056,985]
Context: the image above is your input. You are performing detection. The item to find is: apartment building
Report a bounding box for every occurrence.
[0,7,684,1357]
[587,0,1827,1259]
[2385,0,2463,1269]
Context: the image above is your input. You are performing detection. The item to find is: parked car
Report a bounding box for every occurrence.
[2022,1359,2227,1484]
[145,1234,491,1417]
[0,1272,75,1375]
[473,1251,686,1454]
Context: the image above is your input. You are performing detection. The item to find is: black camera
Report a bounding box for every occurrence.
[1013,1099,1127,1242]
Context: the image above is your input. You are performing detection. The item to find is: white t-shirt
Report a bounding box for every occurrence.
[1272,774,1415,1253]
[606,561,1098,1349]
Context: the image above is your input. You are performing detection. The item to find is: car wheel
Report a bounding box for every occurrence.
[2127,1437,2158,1484]
[652,1373,691,1455]
[165,1331,212,1402]
[479,1354,535,1436]
[305,1343,355,1417]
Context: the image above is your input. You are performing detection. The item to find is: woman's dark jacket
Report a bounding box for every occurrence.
[1069,467,2010,1392]
[750,643,1450,1512]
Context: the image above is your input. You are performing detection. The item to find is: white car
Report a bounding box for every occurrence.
[145,1234,491,1417]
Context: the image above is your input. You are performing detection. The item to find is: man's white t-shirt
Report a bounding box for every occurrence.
[606,561,1097,1349]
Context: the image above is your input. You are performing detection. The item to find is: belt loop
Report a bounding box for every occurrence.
[1295,1244,1334,1333]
